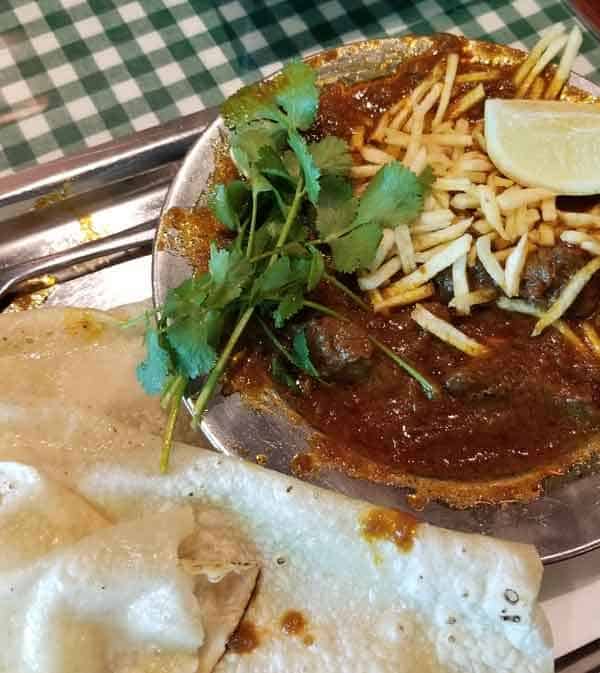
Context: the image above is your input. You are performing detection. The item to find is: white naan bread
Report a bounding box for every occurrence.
[0,460,258,673]
[0,306,553,673]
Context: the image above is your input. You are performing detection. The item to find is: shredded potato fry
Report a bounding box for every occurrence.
[451,253,470,315]
[559,211,600,228]
[393,234,472,292]
[513,24,565,86]
[394,224,417,274]
[370,228,396,272]
[504,233,529,297]
[532,256,600,335]
[455,69,502,83]
[497,187,554,212]
[560,230,600,255]
[360,145,395,165]
[449,288,496,309]
[433,53,459,128]
[350,164,381,178]
[448,83,485,120]
[496,297,588,352]
[582,322,600,359]
[412,304,489,356]
[358,256,402,291]
[541,197,557,222]
[477,185,505,238]
[517,33,569,97]
[476,234,506,290]
[413,218,472,252]
[351,126,365,150]
[375,283,434,311]
[545,25,583,100]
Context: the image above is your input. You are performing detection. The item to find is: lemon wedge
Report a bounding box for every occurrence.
[485,99,600,195]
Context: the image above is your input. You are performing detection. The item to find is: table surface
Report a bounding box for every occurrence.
[1,0,599,177]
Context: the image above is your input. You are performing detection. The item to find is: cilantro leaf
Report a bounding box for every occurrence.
[163,276,210,319]
[270,355,301,393]
[221,62,317,131]
[257,146,295,185]
[316,198,357,240]
[307,246,325,291]
[287,130,321,205]
[273,292,305,328]
[291,329,319,377]
[330,220,382,273]
[166,309,224,379]
[209,181,250,231]
[207,244,253,308]
[309,137,353,176]
[274,61,318,131]
[230,121,286,177]
[355,161,427,227]
[136,328,172,395]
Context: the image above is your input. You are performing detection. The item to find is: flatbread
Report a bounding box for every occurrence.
[0,306,553,673]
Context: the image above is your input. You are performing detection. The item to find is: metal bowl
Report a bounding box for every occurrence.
[153,34,600,563]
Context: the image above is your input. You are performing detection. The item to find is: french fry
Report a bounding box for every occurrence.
[415,82,442,117]
[558,211,600,228]
[413,218,473,252]
[409,146,428,175]
[478,185,506,238]
[545,25,583,100]
[513,24,565,86]
[516,33,569,98]
[497,187,555,212]
[411,304,489,356]
[476,234,505,289]
[465,171,488,184]
[392,234,472,292]
[497,297,588,352]
[455,69,502,84]
[582,322,600,359]
[423,133,473,147]
[350,126,365,150]
[451,253,470,315]
[404,114,424,168]
[529,77,545,100]
[360,145,395,165]
[370,110,390,142]
[389,101,412,131]
[494,176,514,189]
[368,288,387,314]
[433,53,459,128]
[451,192,479,210]
[375,283,434,311]
[532,256,600,335]
[560,230,600,255]
[449,287,496,309]
[412,209,454,233]
[369,228,396,272]
[467,242,478,267]
[448,83,486,120]
[434,177,472,192]
[433,189,450,209]
[472,128,487,153]
[541,197,557,222]
[504,233,529,297]
[538,223,555,246]
[358,256,402,291]
[350,164,381,179]
[515,204,529,236]
[414,242,451,264]
[394,224,417,275]
[472,218,494,235]
[382,128,411,147]
[456,158,493,173]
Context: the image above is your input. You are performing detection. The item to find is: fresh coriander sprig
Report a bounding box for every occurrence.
[136,60,436,471]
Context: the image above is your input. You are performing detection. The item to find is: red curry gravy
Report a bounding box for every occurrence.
[172,35,600,505]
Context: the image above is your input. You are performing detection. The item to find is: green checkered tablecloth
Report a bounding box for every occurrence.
[1,0,598,177]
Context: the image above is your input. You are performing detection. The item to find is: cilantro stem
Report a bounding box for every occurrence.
[246,189,259,258]
[323,272,371,312]
[302,300,346,320]
[368,336,440,401]
[192,305,255,422]
[300,299,440,400]
[192,178,306,424]
[274,179,305,254]
[160,373,187,473]
[257,316,298,368]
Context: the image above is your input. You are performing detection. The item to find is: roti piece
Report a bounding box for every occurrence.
[0,306,552,673]
[0,460,258,673]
